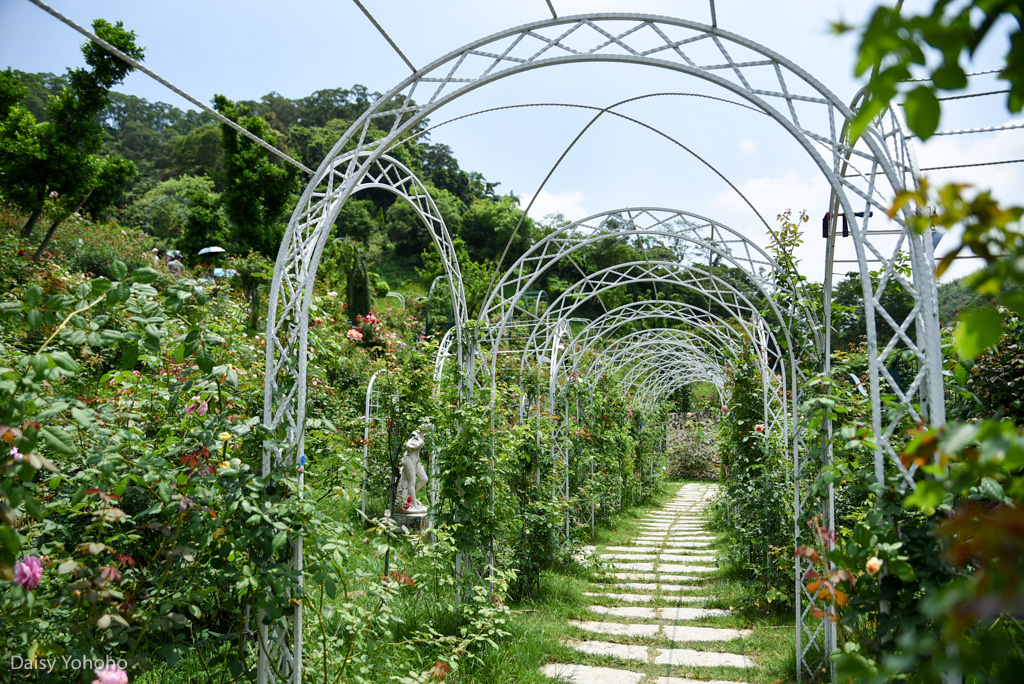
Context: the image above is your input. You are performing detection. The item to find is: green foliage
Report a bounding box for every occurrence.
[842,1,1024,141]
[666,414,718,480]
[0,21,142,247]
[780,9,1024,669]
[0,259,341,679]
[460,195,533,266]
[709,353,792,615]
[122,174,224,251]
[949,311,1024,424]
[213,95,300,258]
[229,252,273,330]
[169,123,222,182]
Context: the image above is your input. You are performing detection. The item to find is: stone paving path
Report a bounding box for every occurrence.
[539,482,756,684]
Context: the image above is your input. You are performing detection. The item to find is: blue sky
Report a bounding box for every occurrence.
[2,0,1021,282]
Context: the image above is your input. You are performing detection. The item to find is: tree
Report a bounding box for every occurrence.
[460,195,533,264]
[231,251,274,330]
[31,154,137,260]
[335,197,378,243]
[178,188,228,258]
[171,123,223,181]
[386,186,463,256]
[0,20,144,247]
[213,95,300,258]
[422,143,499,203]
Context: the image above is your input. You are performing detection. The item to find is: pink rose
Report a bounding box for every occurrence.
[13,555,43,590]
[92,663,128,684]
[866,557,882,575]
[755,424,764,433]
[347,329,363,341]
[100,566,122,583]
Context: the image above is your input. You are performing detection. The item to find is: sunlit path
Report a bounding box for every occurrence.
[540,483,757,684]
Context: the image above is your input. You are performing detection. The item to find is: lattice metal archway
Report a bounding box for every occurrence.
[478,206,822,364]
[259,151,465,681]
[261,12,942,683]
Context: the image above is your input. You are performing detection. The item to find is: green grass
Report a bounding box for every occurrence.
[135,480,798,683]
[448,480,797,683]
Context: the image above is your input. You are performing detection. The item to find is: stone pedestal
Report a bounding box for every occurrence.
[391,510,430,532]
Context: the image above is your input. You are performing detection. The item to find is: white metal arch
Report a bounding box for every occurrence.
[260,12,942,683]
[571,327,776,428]
[564,299,747,368]
[522,261,796,461]
[479,207,821,366]
[259,152,464,682]
[584,329,731,390]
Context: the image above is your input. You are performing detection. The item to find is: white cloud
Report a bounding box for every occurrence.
[739,138,758,154]
[520,189,589,222]
[708,169,833,280]
[710,169,826,230]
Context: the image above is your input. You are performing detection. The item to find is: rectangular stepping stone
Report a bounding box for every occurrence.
[584,592,705,604]
[653,647,753,668]
[662,624,753,642]
[605,546,663,553]
[539,663,645,684]
[605,572,703,582]
[657,678,753,684]
[588,605,658,619]
[570,621,751,643]
[657,564,716,574]
[569,620,660,638]
[566,639,650,661]
[659,606,733,620]
[663,541,712,548]
[605,582,697,592]
[608,562,655,571]
[603,554,717,564]
[589,605,731,620]
[660,554,717,563]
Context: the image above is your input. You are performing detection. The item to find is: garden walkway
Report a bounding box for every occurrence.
[540,482,755,684]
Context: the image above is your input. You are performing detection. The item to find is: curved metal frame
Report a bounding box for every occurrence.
[259,152,465,682]
[260,12,938,683]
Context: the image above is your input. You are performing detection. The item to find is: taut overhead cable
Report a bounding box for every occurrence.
[24,0,313,175]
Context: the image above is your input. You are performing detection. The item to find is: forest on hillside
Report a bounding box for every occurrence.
[1,55,1005,334]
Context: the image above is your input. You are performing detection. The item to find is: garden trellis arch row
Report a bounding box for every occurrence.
[477,206,823,357]
[261,12,941,684]
[518,257,796,453]
[579,328,733,406]
[566,301,745,376]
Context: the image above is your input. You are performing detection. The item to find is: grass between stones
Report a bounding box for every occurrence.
[135,481,796,683]
[453,480,797,683]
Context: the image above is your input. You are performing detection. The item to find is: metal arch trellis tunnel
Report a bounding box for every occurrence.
[260,11,942,684]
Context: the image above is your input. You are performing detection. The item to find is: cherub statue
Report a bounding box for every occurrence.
[396,430,429,513]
